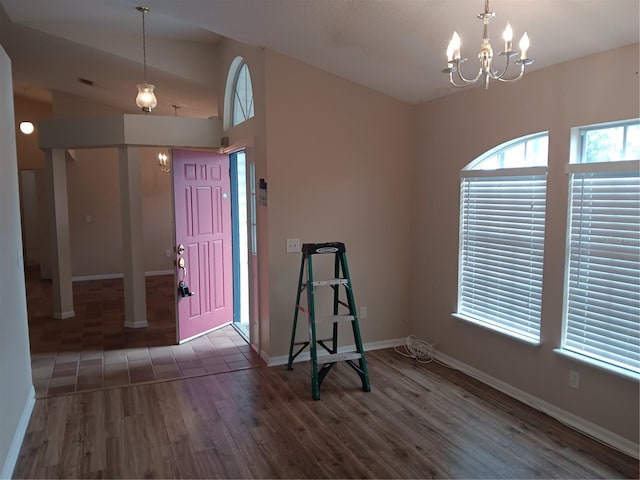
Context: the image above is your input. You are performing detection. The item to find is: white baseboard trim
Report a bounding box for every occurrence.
[145,270,174,277]
[259,349,270,365]
[1,386,35,480]
[72,270,173,282]
[266,337,406,367]
[53,310,75,319]
[435,351,640,459]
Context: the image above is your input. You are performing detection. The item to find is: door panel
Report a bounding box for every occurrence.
[173,149,232,343]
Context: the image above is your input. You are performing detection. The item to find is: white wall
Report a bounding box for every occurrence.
[0,45,34,480]
[410,44,640,447]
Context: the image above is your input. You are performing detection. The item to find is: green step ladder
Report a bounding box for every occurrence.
[287,242,371,400]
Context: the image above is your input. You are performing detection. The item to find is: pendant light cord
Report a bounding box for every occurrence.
[141,8,148,82]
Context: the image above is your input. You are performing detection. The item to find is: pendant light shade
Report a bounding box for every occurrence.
[136,82,157,112]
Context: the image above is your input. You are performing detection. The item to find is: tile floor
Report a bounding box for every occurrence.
[26,269,264,398]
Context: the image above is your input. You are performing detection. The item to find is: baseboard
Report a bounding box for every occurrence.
[266,337,406,367]
[72,270,173,282]
[53,310,75,319]
[145,270,174,277]
[1,386,35,480]
[435,351,640,459]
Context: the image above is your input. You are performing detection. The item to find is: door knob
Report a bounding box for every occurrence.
[178,257,187,278]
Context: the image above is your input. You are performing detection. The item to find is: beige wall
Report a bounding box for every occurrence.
[63,146,174,277]
[264,51,413,357]
[0,45,33,479]
[13,95,51,170]
[410,44,640,445]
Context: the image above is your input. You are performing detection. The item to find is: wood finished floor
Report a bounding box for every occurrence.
[25,270,263,398]
[13,348,638,479]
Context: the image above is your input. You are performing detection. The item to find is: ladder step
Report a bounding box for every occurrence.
[317,351,362,363]
[315,314,355,325]
[311,279,350,287]
[293,337,332,346]
[288,351,362,365]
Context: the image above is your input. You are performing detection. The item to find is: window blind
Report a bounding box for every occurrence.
[564,170,640,374]
[458,174,547,342]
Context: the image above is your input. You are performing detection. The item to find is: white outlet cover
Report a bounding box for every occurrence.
[286,238,301,253]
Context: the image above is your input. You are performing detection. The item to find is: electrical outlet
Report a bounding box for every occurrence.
[360,306,367,319]
[286,238,300,253]
[569,370,580,389]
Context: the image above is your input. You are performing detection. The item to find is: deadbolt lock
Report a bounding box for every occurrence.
[177,244,185,255]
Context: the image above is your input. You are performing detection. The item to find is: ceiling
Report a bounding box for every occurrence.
[1,0,638,118]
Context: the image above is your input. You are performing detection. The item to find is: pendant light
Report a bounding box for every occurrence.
[135,6,157,113]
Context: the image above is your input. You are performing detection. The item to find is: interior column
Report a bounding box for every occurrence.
[118,145,148,328]
[45,148,75,319]
[35,169,52,280]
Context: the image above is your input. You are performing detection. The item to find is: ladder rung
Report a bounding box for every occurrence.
[315,314,355,325]
[317,352,362,363]
[312,279,349,287]
[293,338,332,346]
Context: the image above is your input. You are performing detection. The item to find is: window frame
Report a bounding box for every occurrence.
[559,120,640,378]
[576,119,640,164]
[455,132,549,344]
[231,60,255,127]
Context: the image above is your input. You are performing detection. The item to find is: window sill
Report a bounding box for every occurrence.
[452,313,541,347]
[554,349,640,382]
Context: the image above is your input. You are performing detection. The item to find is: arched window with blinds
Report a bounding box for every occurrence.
[455,133,549,343]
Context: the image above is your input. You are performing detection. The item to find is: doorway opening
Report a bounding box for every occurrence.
[230,150,250,340]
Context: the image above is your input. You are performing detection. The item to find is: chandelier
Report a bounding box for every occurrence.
[135,6,158,113]
[443,0,533,89]
[158,152,170,173]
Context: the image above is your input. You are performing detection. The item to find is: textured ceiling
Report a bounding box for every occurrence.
[1,0,638,117]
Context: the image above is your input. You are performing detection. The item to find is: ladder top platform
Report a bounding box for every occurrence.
[302,242,346,255]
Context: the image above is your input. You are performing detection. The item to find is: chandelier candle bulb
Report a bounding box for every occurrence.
[503,22,513,52]
[446,40,454,64]
[519,33,530,60]
[452,32,461,60]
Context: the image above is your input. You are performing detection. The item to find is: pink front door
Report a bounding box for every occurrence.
[173,149,233,343]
